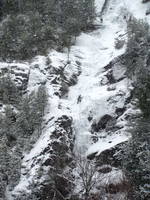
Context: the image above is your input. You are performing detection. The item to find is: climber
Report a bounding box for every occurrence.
[123,15,126,20]
[77,95,82,104]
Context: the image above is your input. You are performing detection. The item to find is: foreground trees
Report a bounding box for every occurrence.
[121,119,150,200]
[0,75,48,199]
[121,17,150,199]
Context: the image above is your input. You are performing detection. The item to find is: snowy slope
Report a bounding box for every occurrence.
[126,0,150,21]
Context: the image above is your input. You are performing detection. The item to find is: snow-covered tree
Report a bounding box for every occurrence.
[125,18,149,78]
[121,118,150,199]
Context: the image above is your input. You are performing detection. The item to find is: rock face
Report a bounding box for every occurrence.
[98,114,115,130]
[43,115,74,168]
[34,116,74,200]
[48,58,81,97]
[96,141,127,167]
[12,115,75,200]
[92,114,115,132]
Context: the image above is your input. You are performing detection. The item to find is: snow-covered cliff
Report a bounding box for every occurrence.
[1,0,150,199]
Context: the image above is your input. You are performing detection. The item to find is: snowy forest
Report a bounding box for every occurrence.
[0,0,150,200]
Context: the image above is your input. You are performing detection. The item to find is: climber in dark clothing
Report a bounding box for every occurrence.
[77,95,82,104]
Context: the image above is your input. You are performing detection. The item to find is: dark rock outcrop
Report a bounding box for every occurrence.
[142,0,150,3]
[87,141,128,168]
[96,141,128,167]
[115,107,126,118]
[105,70,116,84]
[91,114,115,132]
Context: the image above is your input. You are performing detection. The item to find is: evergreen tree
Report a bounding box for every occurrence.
[0,129,12,199]
[135,68,150,117]
[125,18,150,117]
[17,85,47,136]
[1,106,16,144]
[17,95,31,135]
[121,118,150,200]
[0,74,21,105]
[35,85,47,116]
[125,18,150,78]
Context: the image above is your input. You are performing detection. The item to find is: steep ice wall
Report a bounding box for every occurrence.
[66,0,129,155]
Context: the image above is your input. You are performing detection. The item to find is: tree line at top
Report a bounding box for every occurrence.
[0,0,95,61]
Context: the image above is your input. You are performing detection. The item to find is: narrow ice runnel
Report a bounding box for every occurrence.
[60,0,129,155]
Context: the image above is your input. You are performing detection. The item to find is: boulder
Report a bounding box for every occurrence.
[146,8,150,15]
[115,107,126,118]
[95,141,128,167]
[91,114,117,133]
[97,114,114,130]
